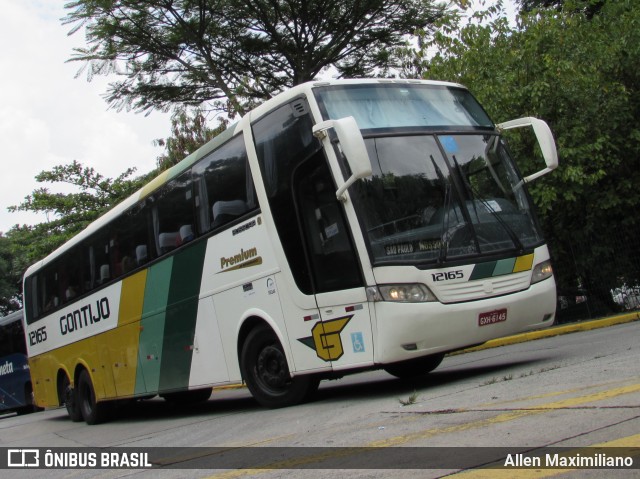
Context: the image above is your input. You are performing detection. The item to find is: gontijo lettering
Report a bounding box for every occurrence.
[59,297,110,335]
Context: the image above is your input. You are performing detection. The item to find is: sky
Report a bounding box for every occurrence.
[0,1,171,233]
[0,0,518,235]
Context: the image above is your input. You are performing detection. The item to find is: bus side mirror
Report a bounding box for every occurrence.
[497,117,559,183]
[313,116,372,200]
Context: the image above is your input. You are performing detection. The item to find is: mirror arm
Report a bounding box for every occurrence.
[523,168,554,184]
[312,120,334,140]
[336,177,356,202]
[312,117,372,201]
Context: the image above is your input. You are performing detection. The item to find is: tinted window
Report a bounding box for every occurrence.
[253,98,362,293]
[193,134,257,233]
[294,152,363,293]
[253,99,320,294]
[150,171,196,256]
[0,317,26,355]
[111,202,153,274]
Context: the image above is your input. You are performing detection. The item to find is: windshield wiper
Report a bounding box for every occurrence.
[451,155,525,254]
[429,155,451,264]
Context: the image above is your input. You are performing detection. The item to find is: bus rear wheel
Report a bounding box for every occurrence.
[241,324,318,408]
[383,353,446,379]
[16,383,41,415]
[77,369,110,425]
[62,375,83,422]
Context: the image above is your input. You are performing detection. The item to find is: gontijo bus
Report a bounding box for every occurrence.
[22,79,558,424]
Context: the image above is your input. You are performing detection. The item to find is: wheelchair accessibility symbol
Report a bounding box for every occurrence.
[351,332,365,353]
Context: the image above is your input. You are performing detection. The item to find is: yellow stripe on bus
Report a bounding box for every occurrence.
[513,253,535,273]
[97,270,148,398]
[139,170,170,199]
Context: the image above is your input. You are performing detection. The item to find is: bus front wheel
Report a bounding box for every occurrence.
[383,353,446,379]
[240,324,318,408]
[77,369,110,425]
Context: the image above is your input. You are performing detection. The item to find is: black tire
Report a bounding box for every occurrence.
[383,353,446,379]
[240,324,318,408]
[77,369,110,425]
[16,383,42,415]
[62,375,83,422]
[161,387,212,404]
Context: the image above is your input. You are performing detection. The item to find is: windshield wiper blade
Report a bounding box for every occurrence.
[429,155,451,264]
[451,155,525,254]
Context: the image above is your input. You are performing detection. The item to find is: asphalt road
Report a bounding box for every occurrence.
[1,313,639,478]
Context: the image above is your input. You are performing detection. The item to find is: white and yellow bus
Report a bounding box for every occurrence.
[22,79,558,424]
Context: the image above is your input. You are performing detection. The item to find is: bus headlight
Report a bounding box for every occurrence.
[531,260,553,284]
[367,284,437,302]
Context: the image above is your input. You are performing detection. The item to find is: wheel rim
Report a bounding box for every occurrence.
[79,376,94,417]
[64,380,74,410]
[255,344,289,393]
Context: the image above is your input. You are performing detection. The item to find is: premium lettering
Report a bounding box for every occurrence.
[220,247,258,269]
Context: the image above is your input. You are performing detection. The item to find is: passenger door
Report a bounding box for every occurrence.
[293,150,375,370]
[251,97,374,373]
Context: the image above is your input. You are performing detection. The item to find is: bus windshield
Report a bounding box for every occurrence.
[314,83,493,131]
[314,84,544,266]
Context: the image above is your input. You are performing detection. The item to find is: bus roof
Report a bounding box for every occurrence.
[0,310,23,327]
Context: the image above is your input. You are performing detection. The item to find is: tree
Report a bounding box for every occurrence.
[517,0,605,18]
[0,234,22,315]
[63,0,449,116]
[155,109,227,170]
[416,1,640,313]
[0,104,231,312]
[8,161,150,265]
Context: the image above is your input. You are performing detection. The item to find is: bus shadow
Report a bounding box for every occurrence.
[112,392,257,423]
[104,356,552,423]
[312,357,553,404]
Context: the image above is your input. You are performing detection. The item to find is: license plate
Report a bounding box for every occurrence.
[479,308,507,326]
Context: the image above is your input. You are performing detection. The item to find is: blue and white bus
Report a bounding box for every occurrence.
[0,310,39,415]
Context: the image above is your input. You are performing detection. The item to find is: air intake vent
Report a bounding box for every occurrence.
[291,100,308,117]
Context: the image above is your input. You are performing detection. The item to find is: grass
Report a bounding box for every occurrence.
[398,391,419,406]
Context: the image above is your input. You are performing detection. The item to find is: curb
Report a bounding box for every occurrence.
[458,311,640,354]
[214,311,640,391]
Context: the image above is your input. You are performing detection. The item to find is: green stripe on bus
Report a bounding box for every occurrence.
[469,261,496,281]
[493,257,517,276]
[469,255,534,281]
[136,258,174,395]
[158,241,207,392]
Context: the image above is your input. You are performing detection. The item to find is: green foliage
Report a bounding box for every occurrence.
[0,234,22,315]
[155,109,228,170]
[63,0,449,116]
[6,161,150,270]
[417,0,640,306]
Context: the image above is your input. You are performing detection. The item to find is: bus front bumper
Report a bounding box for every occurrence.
[373,277,556,365]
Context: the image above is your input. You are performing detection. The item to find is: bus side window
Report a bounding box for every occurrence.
[151,170,196,256]
[193,134,256,234]
[87,231,111,289]
[253,99,320,294]
[62,248,86,303]
[39,264,60,314]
